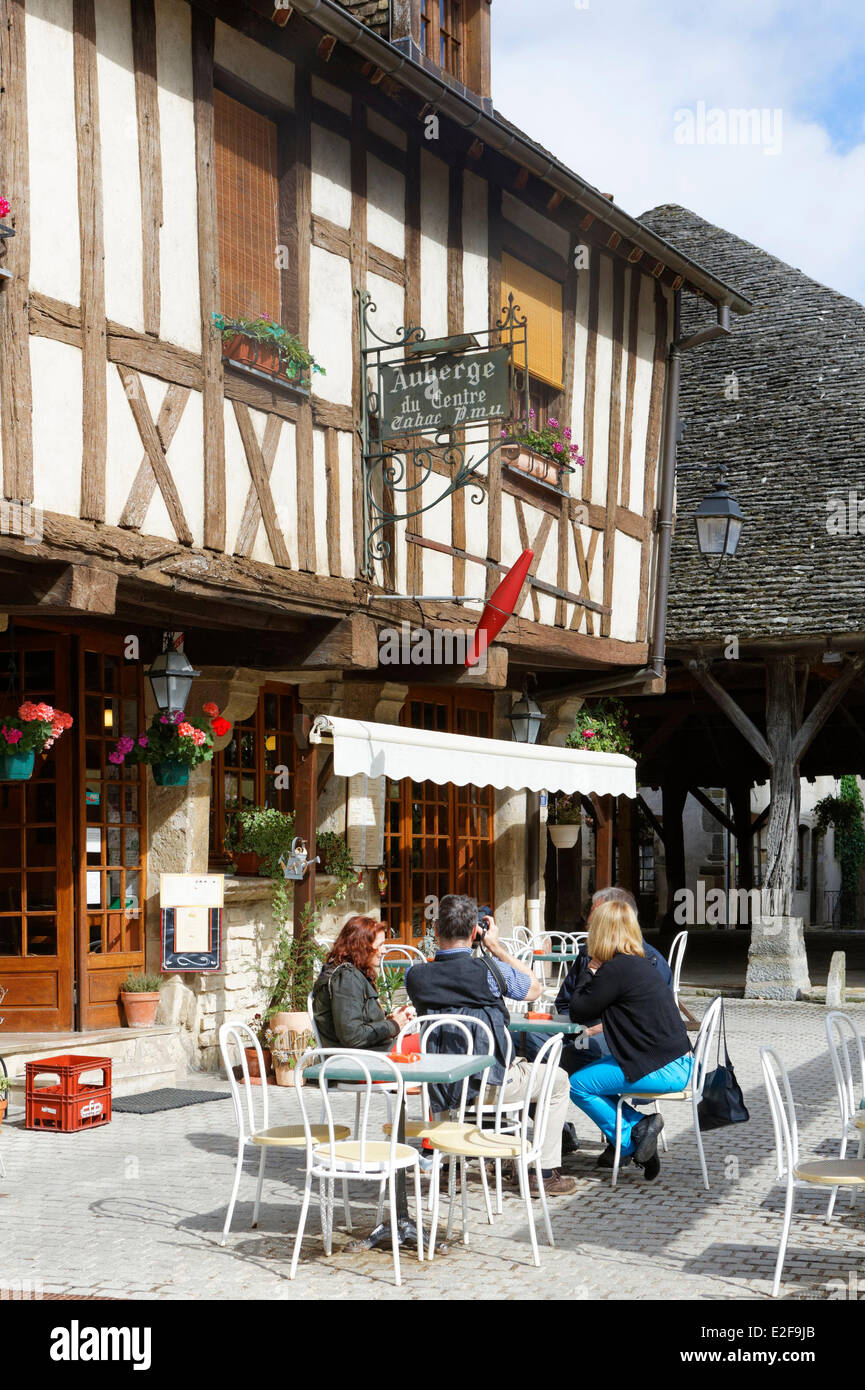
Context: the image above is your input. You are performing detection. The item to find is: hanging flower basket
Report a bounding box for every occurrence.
[0,702,74,780]
[152,761,190,787]
[549,822,581,850]
[110,703,232,783]
[0,749,36,782]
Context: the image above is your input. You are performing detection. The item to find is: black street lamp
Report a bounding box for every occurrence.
[509,689,543,744]
[693,464,744,567]
[147,636,200,714]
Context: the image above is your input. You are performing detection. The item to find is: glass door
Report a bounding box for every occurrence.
[77,635,147,1029]
[0,631,75,1031]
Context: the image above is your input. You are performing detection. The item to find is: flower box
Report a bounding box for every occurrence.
[504,446,571,486]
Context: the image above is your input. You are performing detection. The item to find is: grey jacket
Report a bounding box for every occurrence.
[312,962,397,1052]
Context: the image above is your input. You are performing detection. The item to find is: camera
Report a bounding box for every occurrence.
[474,906,492,948]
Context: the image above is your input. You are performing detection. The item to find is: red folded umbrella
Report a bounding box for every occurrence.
[465,548,534,667]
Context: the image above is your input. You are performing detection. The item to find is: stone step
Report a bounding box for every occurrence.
[0,1026,187,1100]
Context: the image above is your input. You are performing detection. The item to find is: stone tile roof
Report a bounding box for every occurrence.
[640,204,865,644]
[333,0,390,37]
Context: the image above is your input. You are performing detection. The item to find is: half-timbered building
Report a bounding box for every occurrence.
[0,0,749,1069]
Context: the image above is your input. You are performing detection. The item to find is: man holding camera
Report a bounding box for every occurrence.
[405,894,577,1198]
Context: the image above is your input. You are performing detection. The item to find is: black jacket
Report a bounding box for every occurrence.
[312,962,397,1051]
[568,952,691,1084]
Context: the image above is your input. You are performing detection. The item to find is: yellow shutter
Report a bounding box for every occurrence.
[214,90,281,323]
[501,253,563,389]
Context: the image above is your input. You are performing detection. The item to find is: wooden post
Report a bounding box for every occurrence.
[292,714,318,941]
[593,794,615,890]
[728,781,754,927]
[616,794,636,894]
[660,778,687,927]
[764,656,800,917]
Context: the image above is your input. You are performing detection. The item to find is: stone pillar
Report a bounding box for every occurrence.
[744,915,812,1000]
[826,951,846,1009]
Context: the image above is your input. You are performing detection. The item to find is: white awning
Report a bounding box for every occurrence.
[309,715,636,798]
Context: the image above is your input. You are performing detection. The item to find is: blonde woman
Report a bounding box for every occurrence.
[567,899,692,1180]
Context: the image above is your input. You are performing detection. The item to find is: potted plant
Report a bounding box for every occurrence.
[212,312,325,387]
[236,807,296,878]
[266,905,326,1037]
[565,697,635,757]
[120,971,163,1028]
[109,702,231,786]
[316,830,357,901]
[548,793,583,849]
[0,702,74,782]
[243,1013,274,1079]
[501,412,584,487]
[0,1070,9,1125]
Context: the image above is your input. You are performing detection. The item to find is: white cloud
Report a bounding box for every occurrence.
[492,0,865,303]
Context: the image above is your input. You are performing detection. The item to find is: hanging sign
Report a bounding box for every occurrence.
[160,873,224,973]
[378,346,510,442]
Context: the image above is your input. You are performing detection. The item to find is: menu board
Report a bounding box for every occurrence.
[160,874,224,973]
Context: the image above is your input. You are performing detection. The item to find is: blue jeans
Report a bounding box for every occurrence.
[569,1053,694,1155]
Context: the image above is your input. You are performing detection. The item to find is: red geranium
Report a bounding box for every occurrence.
[211,716,231,738]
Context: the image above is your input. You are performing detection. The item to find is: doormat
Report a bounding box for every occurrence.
[112,1088,231,1114]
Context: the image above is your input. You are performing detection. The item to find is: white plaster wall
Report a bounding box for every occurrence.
[26,0,81,305]
[533,515,559,626]
[271,418,299,570]
[309,246,353,404]
[240,404,275,567]
[609,531,641,642]
[337,431,355,578]
[95,0,144,332]
[367,109,406,149]
[214,20,293,106]
[367,271,404,345]
[420,152,449,339]
[155,0,200,350]
[590,256,613,508]
[501,191,570,259]
[566,523,586,634]
[223,399,262,559]
[312,75,351,114]
[625,272,656,513]
[164,385,204,547]
[571,264,591,498]
[30,337,82,519]
[462,170,488,335]
[311,126,351,228]
[501,496,529,617]
[312,426,329,575]
[367,155,405,258]
[587,529,605,608]
[463,484,488,561]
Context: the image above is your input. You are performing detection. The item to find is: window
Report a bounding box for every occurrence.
[439,0,462,78]
[214,89,281,323]
[501,253,564,391]
[209,684,297,859]
[380,690,495,942]
[638,834,656,895]
[796,825,808,892]
[420,0,432,57]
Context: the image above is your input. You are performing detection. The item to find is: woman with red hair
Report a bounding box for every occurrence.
[311,916,413,1050]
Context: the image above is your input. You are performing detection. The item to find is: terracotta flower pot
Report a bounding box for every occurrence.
[121,990,160,1028]
[222,334,295,381]
[0,749,35,782]
[549,823,581,849]
[271,1010,310,1036]
[243,1046,273,1078]
[506,446,568,486]
[0,1097,7,1125]
[233,851,263,876]
[273,1061,298,1087]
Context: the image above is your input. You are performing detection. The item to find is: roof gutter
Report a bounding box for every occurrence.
[285,0,752,314]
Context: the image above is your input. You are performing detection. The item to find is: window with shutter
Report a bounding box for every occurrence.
[501,252,564,391]
[214,89,281,324]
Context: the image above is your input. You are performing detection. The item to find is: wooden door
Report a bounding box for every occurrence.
[0,632,75,1031]
[381,688,495,942]
[77,635,147,1029]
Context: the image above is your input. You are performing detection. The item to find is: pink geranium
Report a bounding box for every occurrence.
[0,197,10,219]
[2,726,23,744]
[18,702,40,721]
[202,702,219,718]
[191,728,206,746]
[138,735,149,747]
[582,729,595,739]
[108,750,125,764]
[177,722,194,738]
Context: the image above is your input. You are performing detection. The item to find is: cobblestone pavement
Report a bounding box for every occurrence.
[2,1000,865,1302]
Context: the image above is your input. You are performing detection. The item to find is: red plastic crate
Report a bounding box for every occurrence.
[25,1054,112,1133]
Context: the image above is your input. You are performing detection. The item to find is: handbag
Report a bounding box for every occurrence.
[697,1000,750,1130]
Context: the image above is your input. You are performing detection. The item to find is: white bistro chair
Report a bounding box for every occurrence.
[611,995,723,1188]
[426,1033,564,1268]
[290,1049,424,1288]
[825,1011,865,1219]
[379,943,427,967]
[761,1046,865,1297]
[667,930,688,1009]
[217,1022,350,1247]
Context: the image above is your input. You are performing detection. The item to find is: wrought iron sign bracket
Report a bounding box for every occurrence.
[358,289,530,580]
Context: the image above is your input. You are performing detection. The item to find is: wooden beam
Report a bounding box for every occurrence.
[581,253,600,502]
[324,427,340,577]
[232,400,291,567]
[298,613,379,669]
[486,183,503,597]
[448,161,465,596]
[73,0,108,522]
[688,785,736,836]
[349,89,368,580]
[593,794,615,889]
[191,9,226,550]
[404,139,422,595]
[119,382,190,531]
[637,285,668,644]
[601,260,625,638]
[117,366,193,545]
[620,266,641,511]
[0,0,33,502]
[688,661,773,766]
[131,0,162,337]
[2,561,118,614]
[793,655,865,763]
[233,412,282,558]
[635,793,665,845]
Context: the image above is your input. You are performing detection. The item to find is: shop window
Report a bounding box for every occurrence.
[214,89,281,323]
[209,684,297,860]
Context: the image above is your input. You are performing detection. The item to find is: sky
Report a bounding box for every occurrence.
[492,0,865,304]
